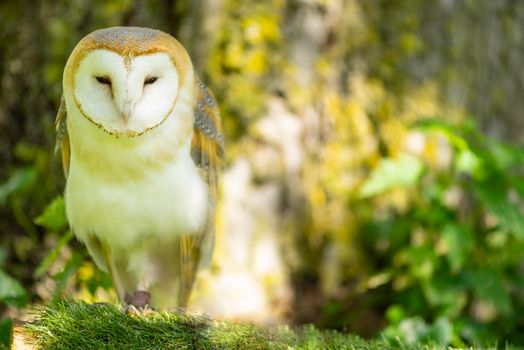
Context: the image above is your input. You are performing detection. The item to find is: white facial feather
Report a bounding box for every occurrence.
[74,50,179,134]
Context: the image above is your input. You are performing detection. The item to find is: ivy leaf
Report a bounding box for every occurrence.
[490,142,524,171]
[360,154,424,197]
[455,149,485,179]
[35,196,67,232]
[467,269,512,317]
[426,317,453,345]
[0,318,13,350]
[474,179,524,239]
[412,118,468,150]
[422,275,467,319]
[442,224,474,273]
[0,270,27,308]
[52,252,84,300]
[34,231,74,279]
[0,168,37,207]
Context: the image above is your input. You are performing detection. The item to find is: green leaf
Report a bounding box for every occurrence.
[427,317,453,345]
[34,231,74,279]
[404,246,438,281]
[360,153,424,197]
[467,269,512,317]
[442,224,474,273]
[412,118,469,151]
[0,248,6,268]
[397,316,430,344]
[0,270,27,308]
[474,179,524,239]
[52,252,84,299]
[0,167,37,207]
[35,196,67,232]
[422,276,467,317]
[490,142,524,171]
[385,305,405,326]
[455,149,485,179]
[0,318,13,350]
[511,176,524,199]
[85,268,112,297]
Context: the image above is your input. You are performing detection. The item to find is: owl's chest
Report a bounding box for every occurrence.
[65,147,209,249]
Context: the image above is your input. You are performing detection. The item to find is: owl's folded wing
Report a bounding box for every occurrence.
[190,77,225,211]
[178,77,224,305]
[55,95,70,177]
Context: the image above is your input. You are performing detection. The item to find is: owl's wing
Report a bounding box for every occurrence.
[55,95,110,273]
[190,78,225,196]
[178,77,224,305]
[55,95,70,177]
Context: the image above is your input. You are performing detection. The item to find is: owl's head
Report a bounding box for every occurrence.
[63,27,192,137]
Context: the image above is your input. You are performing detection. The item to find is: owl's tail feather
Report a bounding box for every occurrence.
[97,239,134,306]
[179,235,201,307]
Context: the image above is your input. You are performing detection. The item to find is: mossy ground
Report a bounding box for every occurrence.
[22,300,392,349]
[21,300,505,350]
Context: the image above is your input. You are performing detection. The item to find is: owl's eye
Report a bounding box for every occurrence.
[95,76,111,85]
[144,76,158,85]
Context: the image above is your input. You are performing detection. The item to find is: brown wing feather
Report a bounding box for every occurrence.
[177,77,224,306]
[55,95,70,177]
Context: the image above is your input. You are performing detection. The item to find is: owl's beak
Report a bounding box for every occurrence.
[119,100,134,124]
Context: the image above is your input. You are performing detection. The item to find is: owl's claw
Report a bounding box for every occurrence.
[132,290,151,309]
[124,290,154,316]
[125,304,140,317]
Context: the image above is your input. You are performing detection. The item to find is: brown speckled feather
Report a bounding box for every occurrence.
[178,77,224,305]
[55,95,70,177]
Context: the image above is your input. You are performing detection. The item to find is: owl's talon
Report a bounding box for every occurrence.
[125,304,140,317]
[141,306,155,317]
[124,292,133,305]
[132,290,151,309]
[124,291,155,317]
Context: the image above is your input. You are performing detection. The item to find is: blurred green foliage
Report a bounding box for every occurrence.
[2,0,524,348]
[361,119,524,346]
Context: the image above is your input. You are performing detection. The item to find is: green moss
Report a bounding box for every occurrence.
[25,300,394,350]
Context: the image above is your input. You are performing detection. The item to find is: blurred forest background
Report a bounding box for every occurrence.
[2,0,524,347]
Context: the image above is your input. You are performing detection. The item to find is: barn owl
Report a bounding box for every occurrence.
[55,27,224,309]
